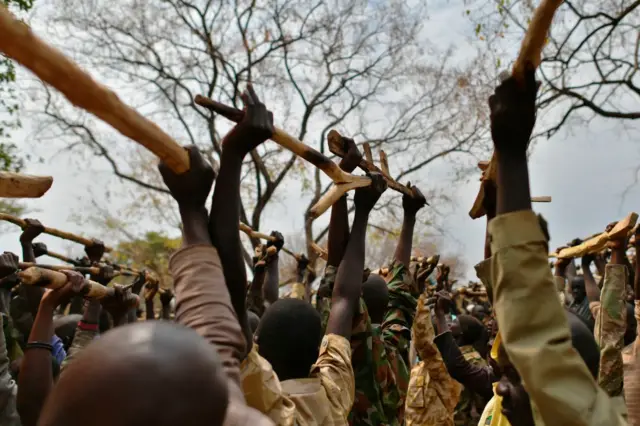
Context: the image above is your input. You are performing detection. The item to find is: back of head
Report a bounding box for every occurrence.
[458,314,489,358]
[256,298,322,381]
[565,308,600,379]
[362,273,389,324]
[39,321,229,426]
[54,314,82,351]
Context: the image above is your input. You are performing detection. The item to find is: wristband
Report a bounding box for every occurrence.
[78,321,99,332]
[25,341,53,352]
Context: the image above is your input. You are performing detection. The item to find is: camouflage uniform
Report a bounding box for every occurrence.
[405,294,461,426]
[589,264,627,397]
[453,345,487,426]
[318,262,418,426]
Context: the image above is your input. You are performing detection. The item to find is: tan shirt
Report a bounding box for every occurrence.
[241,334,355,425]
[170,244,274,426]
[489,210,627,425]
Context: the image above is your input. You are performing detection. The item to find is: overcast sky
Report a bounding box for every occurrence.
[2,0,639,280]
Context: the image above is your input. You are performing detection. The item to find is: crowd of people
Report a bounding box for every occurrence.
[0,69,636,426]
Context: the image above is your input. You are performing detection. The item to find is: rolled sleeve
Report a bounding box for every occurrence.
[171,244,246,386]
[311,334,355,422]
[489,210,626,425]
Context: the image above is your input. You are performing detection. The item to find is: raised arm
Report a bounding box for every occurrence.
[263,232,283,305]
[20,219,45,317]
[17,271,84,426]
[326,173,386,338]
[393,186,426,267]
[489,68,624,424]
[208,85,273,353]
[60,299,101,374]
[581,254,601,303]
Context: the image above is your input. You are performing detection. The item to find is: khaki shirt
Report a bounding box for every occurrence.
[0,314,20,426]
[240,334,354,426]
[588,264,626,397]
[170,244,274,426]
[405,293,461,426]
[489,210,627,425]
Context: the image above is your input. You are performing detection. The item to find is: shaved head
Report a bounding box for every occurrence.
[362,274,388,324]
[39,321,229,426]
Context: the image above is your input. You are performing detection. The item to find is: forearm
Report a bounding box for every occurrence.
[161,303,172,320]
[18,302,55,426]
[496,154,531,215]
[209,148,250,347]
[180,205,211,247]
[434,311,449,335]
[145,299,155,320]
[326,209,368,338]
[394,212,416,267]
[21,240,36,263]
[327,195,350,267]
[18,241,44,315]
[246,267,266,316]
[583,264,600,302]
[263,256,279,305]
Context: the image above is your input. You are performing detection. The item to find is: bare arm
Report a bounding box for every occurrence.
[393,186,425,267]
[582,255,600,302]
[20,219,45,317]
[326,174,386,338]
[246,259,267,317]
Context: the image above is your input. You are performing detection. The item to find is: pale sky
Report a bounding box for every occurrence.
[2,0,640,280]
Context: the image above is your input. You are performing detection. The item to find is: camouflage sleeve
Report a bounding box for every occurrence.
[317,265,337,332]
[382,261,419,367]
[595,264,627,397]
[406,294,461,425]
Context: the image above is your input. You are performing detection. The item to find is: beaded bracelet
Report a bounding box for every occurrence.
[25,341,53,352]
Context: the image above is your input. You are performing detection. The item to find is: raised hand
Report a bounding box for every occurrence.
[84,239,106,263]
[338,136,363,173]
[32,242,48,258]
[402,183,427,216]
[223,84,274,155]
[354,172,387,213]
[0,252,19,279]
[41,270,85,308]
[267,231,285,253]
[158,145,216,208]
[488,66,539,157]
[20,218,44,243]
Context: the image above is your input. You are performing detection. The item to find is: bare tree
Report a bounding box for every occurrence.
[464,0,640,139]
[29,0,492,265]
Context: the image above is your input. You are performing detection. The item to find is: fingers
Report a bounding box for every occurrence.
[246,83,259,103]
[240,91,254,108]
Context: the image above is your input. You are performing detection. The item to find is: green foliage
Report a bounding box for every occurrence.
[111,232,181,288]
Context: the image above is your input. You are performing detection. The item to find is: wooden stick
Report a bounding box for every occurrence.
[310,242,328,261]
[0,6,189,174]
[532,196,552,202]
[194,96,371,218]
[469,0,564,219]
[239,222,276,242]
[327,130,417,199]
[18,262,137,277]
[45,250,80,265]
[550,212,638,259]
[0,213,112,252]
[0,172,52,198]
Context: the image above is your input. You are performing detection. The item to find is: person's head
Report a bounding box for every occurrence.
[362,274,389,324]
[571,276,586,303]
[247,310,260,335]
[454,314,489,358]
[471,305,487,321]
[256,298,322,381]
[626,302,637,346]
[496,308,599,425]
[39,321,229,426]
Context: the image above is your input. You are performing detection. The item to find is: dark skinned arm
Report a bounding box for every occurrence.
[20,219,45,318]
[326,173,386,338]
[394,186,426,267]
[159,289,174,320]
[17,272,83,426]
[246,259,267,317]
[263,254,279,305]
[209,85,274,352]
[582,255,601,302]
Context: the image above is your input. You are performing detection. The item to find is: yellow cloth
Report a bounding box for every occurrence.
[241,334,355,426]
[405,294,461,426]
[489,210,627,425]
